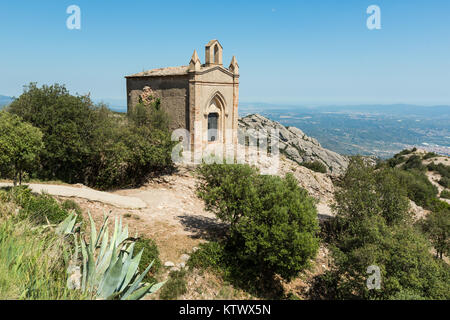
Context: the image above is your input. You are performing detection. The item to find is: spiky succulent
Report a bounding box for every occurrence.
[59,212,164,300]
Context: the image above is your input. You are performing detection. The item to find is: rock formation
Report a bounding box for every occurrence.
[239,114,349,175]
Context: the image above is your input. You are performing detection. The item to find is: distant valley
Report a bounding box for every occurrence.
[239,103,450,158]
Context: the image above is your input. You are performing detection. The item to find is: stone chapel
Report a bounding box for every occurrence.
[125,40,239,159]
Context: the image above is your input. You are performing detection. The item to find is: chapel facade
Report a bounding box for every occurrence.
[125,40,239,160]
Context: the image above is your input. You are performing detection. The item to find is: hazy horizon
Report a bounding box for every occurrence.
[1,0,449,106]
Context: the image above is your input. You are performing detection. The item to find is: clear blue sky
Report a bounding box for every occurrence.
[1,0,449,106]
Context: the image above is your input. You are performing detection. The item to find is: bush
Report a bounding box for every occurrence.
[392,169,438,209]
[0,210,85,299]
[158,270,187,300]
[402,155,425,171]
[420,205,450,259]
[197,163,319,283]
[0,111,43,185]
[61,199,82,215]
[134,238,161,282]
[427,162,450,179]
[301,161,327,173]
[8,83,175,190]
[438,177,450,188]
[188,242,225,271]
[423,152,439,160]
[1,186,72,225]
[315,158,450,300]
[441,190,450,199]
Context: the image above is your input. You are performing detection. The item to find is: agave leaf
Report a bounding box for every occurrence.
[97,252,125,299]
[88,211,97,252]
[122,283,153,300]
[55,212,77,235]
[118,247,144,292]
[80,236,88,291]
[148,281,165,294]
[96,226,109,268]
[121,261,154,300]
[87,245,98,291]
[94,214,109,249]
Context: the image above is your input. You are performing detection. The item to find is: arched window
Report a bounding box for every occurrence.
[208,112,219,142]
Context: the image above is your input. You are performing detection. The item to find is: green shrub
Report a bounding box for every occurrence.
[392,169,438,209]
[0,214,85,299]
[315,157,450,300]
[423,152,439,160]
[402,155,425,171]
[420,205,450,259]
[61,199,82,215]
[1,186,71,225]
[8,83,175,190]
[301,161,327,173]
[387,155,406,168]
[134,238,161,282]
[197,163,319,283]
[427,162,450,179]
[438,177,450,188]
[0,111,43,185]
[159,270,187,300]
[441,190,450,199]
[188,242,225,271]
[21,193,69,225]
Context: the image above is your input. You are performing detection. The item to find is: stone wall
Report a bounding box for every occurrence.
[126,75,190,131]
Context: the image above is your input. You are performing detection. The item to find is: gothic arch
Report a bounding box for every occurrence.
[204,91,227,143]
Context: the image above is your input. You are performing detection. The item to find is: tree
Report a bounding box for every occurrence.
[8,83,175,189]
[315,157,450,300]
[0,112,43,186]
[421,206,450,259]
[8,83,99,183]
[197,163,319,282]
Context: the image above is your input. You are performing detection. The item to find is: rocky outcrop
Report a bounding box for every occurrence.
[239,114,349,175]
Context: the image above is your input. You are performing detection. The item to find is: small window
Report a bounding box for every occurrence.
[208,113,219,142]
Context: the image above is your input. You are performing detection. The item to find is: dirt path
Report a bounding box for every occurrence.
[0,182,146,209]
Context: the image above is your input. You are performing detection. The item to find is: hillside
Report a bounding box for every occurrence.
[239,114,349,175]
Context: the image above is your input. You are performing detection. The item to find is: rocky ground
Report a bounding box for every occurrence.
[239,114,349,175]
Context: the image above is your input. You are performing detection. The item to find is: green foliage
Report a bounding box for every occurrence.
[69,213,164,300]
[402,155,425,171]
[61,199,82,216]
[438,177,449,188]
[197,163,319,283]
[420,206,450,259]
[314,157,450,300]
[196,164,260,227]
[158,269,187,300]
[392,169,438,210]
[188,242,225,271]
[427,162,450,179]
[0,206,85,299]
[333,157,412,228]
[441,189,450,199]
[134,238,161,282]
[387,155,406,168]
[423,152,439,160]
[0,111,43,185]
[8,83,174,190]
[1,186,72,225]
[301,160,327,173]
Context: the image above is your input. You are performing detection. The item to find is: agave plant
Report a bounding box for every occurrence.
[59,212,164,300]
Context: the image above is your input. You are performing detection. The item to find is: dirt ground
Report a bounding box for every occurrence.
[62,168,223,265]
